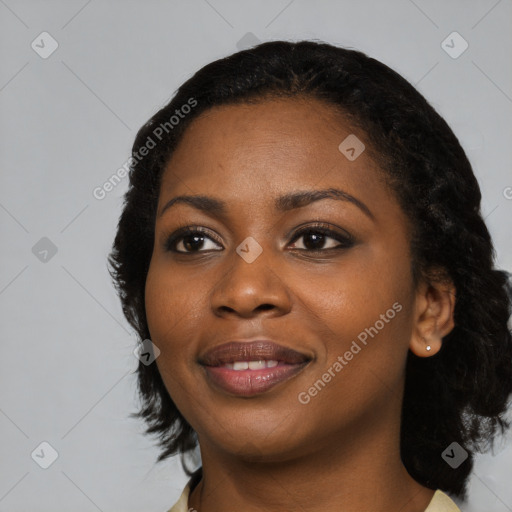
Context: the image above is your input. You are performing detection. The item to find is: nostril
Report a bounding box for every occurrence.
[219,305,236,313]
[257,304,274,311]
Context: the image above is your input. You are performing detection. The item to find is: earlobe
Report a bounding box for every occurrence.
[410,336,442,357]
[409,275,456,358]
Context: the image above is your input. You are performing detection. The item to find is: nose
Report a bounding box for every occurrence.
[210,245,292,319]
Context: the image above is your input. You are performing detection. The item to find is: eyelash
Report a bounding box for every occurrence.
[164,222,355,255]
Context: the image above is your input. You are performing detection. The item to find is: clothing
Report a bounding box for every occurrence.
[167,467,461,512]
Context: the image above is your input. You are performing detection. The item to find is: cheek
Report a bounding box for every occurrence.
[144,261,207,358]
[291,256,412,383]
[292,255,401,334]
[144,262,209,410]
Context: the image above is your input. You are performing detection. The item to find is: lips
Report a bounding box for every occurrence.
[199,340,312,397]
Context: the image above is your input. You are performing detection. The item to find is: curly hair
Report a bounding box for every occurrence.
[108,40,512,498]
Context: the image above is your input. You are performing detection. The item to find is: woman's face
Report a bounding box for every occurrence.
[145,97,421,460]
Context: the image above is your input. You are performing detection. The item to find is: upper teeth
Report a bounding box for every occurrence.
[223,360,279,370]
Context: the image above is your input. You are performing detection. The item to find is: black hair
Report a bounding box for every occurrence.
[108,40,512,498]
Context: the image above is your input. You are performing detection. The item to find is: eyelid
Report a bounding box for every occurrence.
[287,221,354,244]
[164,226,223,253]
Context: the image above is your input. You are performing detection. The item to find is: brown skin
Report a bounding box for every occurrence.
[144,97,456,512]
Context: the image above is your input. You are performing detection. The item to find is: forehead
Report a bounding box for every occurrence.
[162,97,384,189]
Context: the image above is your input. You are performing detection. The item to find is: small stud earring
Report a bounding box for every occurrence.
[426,345,431,351]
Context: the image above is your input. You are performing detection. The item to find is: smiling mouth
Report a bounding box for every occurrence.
[198,340,312,397]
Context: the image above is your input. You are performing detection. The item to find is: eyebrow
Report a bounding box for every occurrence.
[158,187,375,221]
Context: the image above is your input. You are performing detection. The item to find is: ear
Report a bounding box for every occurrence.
[409,272,456,358]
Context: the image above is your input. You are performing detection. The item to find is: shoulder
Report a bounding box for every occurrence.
[166,467,202,512]
[424,490,461,512]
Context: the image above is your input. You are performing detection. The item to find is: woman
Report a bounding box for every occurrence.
[109,40,512,511]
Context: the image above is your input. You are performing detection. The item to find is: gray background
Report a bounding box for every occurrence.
[1,0,511,511]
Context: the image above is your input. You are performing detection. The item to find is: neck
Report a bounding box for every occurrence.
[188,417,435,512]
